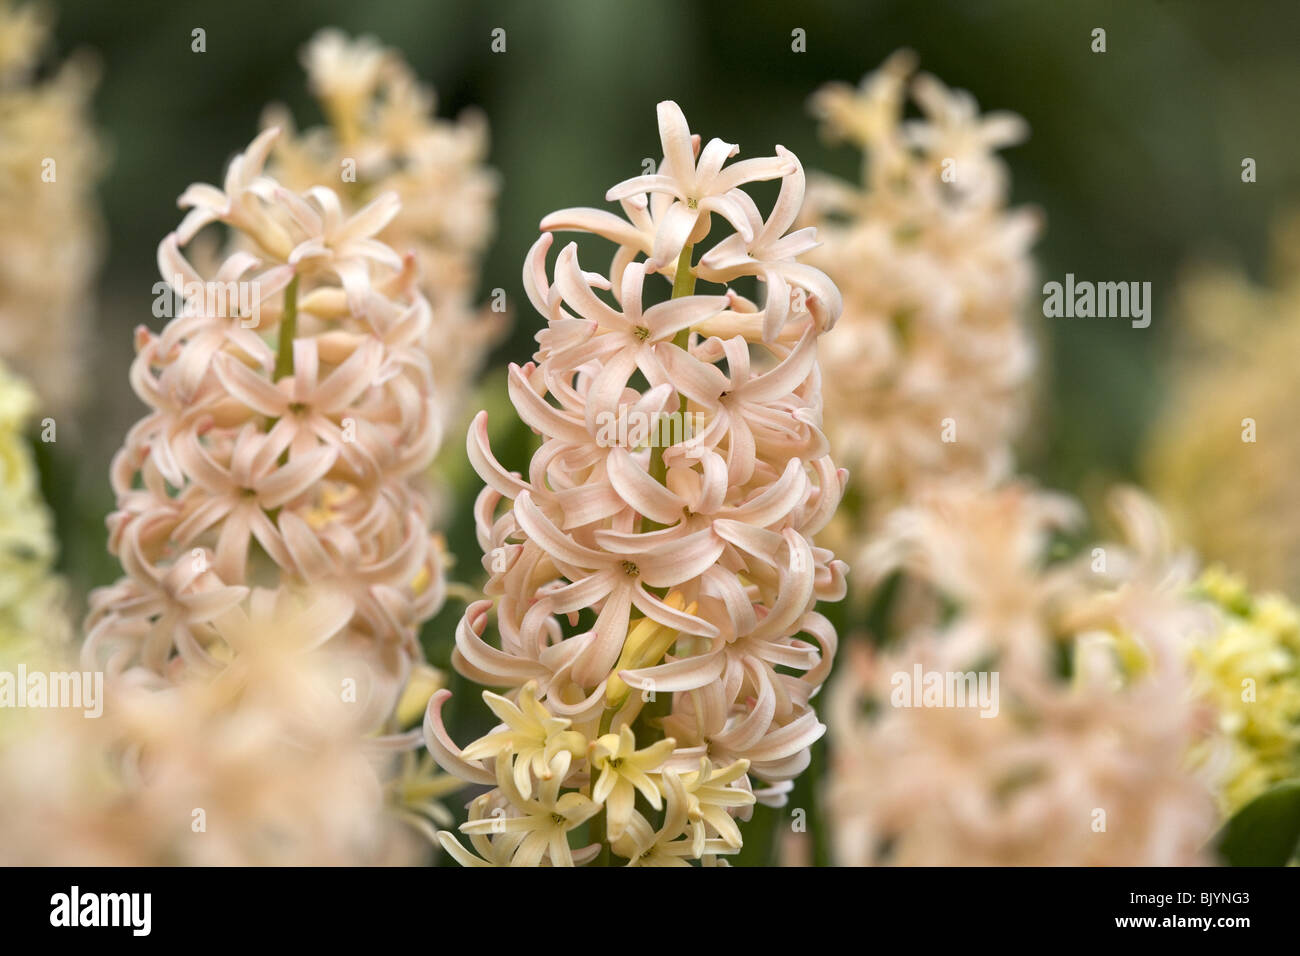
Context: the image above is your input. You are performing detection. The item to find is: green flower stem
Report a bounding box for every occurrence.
[670,241,696,298]
[645,243,695,514]
[273,275,300,382]
[589,704,620,866]
[598,705,618,737]
[591,815,611,867]
[267,275,302,483]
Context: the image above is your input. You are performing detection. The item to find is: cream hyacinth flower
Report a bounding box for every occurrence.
[428,101,847,866]
[0,589,434,865]
[83,129,445,728]
[0,0,102,416]
[264,29,503,433]
[1143,215,1300,594]
[803,52,1038,542]
[827,484,1220,866]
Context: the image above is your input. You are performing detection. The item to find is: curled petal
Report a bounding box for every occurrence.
[423,690,495,785]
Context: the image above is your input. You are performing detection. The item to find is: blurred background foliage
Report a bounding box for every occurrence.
[32,0,1300,864]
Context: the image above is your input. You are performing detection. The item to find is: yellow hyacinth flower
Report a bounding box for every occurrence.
[1190,566,1300,816]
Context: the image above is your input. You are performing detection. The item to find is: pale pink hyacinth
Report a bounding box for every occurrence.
[0,0,103,417]
[265,30,503,434]
[859,480,1084,681]
[83,129,445,727]
[1,589,435,866]
[827,484,1220,866]
[428,101,847,865]
[803,52,1039,537]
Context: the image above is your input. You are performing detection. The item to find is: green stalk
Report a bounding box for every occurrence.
[266,276,302,487]
[598,705,618,737]
[591,815,611,867]
[273,275,300,382]
[646,243,695,497]
[589,704,620,866]
[670,241,696,298]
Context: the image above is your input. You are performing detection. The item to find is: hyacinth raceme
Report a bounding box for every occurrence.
[427,101,847,866]
[827,484,1220,865]
[802,52,1038,536]
[1,589,440,865]
[265,29,503,434]
[1143,215,1300,594]
[0,0,102,416]
[83,129,445,727]
[1188,566,1300,816]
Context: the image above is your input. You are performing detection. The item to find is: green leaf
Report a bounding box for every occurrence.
[1215,778,1300,866]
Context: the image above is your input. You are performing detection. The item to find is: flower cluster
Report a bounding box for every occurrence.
[428,101,847,865]
[0,0,102,416]
[0,359,69,654]
[1143,215,1300,593]
[827,484,1220,865]
[1,589,441,865]
[1189,565,1300,816]
[265,29,503,433]
[802,52,1038,536]
[83,129,445,727]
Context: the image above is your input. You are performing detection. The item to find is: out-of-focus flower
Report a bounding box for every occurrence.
[264,29,503,434]
[859,479,1081,680]
[427,100,846,865]
[0,358,69,654]
[0,589,436,865]
[1189,565,1300,816]
[83,130,445,728]
[1144,216,1300,593]
[0,0,44,77]
[803,52,1038,551]
[0,0,103,416]
[827,484,1220,865]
